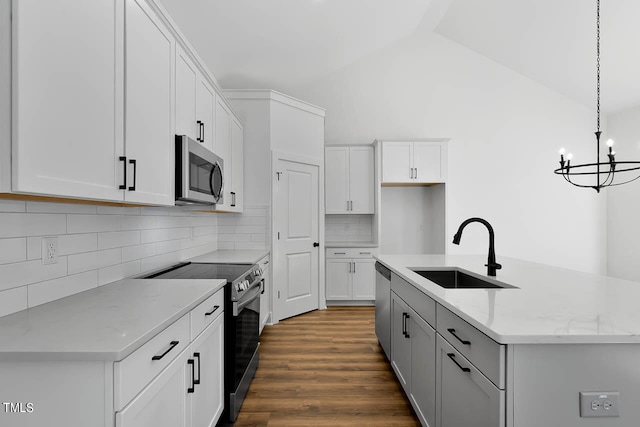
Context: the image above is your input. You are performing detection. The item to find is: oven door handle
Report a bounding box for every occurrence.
[233,285,261,316]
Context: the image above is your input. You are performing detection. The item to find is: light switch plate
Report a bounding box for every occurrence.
[579,391,620,417]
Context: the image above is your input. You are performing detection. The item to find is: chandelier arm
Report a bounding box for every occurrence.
[607,172,640,187]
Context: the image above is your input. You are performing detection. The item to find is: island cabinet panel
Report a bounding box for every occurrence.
[436,335,504,427]
[510,343,640,427]
[391,272,436,327]
[391,292,412,393]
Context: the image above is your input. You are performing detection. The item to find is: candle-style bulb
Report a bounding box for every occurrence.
[559,147,566,155]
[607,139,614,147]
[567,153,574,161]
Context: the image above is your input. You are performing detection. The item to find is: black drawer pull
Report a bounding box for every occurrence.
[447,353,471,373]
[205,305,220,316]
[193,352,201,385]
[187,359,195,393]
[447,328,471,345]
[128,159,137,191]
[404,313,410,338]
[151,340,179,361]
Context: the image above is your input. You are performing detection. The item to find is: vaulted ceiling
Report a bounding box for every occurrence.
[159,0,640,113]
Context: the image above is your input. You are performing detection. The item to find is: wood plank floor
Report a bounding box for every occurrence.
[233,306,420,426]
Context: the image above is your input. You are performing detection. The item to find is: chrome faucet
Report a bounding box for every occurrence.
[453,217,502,276]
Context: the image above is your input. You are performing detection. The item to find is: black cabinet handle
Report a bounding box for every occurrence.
[119,156,127,190]
[447,328,471,345]
[401,313,407,337]
[404,313,410,338]
[231,191,236,207]
[193,352,201,385]
[205,305,220,316]
[187,359,195,393]
[447,353,471,373]
[197,120,203,142]
[151,340,179,361]
[201,121,205,143]
[313,242,320,247]
[261,279,265,294]
[128,159,137,191]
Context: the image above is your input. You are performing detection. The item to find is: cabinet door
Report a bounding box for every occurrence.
[326,259,351,300]
[229,116,244,212]
[12,0,124,201]
[410,309,436,427]
[391,293,411,394]
[436,336,504,427]
[325,147,350,214]
[382,142,412,183]
[413,142,443,183]
[214,95,231,209]
[124,0,174,205]
[260,267,271,334]
[352,259,375,299]
[196,78,216,153]
[116,347,189,427]
[175,47,197,140]
[190,314,224,427]
[348,147,375,214]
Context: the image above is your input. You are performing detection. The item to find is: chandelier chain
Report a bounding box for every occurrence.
[596,0,600,132]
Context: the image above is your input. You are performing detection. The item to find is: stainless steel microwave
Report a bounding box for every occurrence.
[175,135,224,205]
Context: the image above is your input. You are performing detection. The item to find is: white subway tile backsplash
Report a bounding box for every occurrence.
[0,213,67,238]
[67,214,120,234]
[27,201,97,214]
[28,271,98,308]
[326,214,373,243]
[98,231,141,250]
[96,205,141,215]
[0,238,27,264]
[98,261,141,286]
[67,248,122,275]
[27,234,98,259]
[0,257,68,292]
[141,228,191,244]
[121,243,157,263]
[0,287,28,317]
[0,199,26,213]
[121,215,157,231]
[140,251,181,273]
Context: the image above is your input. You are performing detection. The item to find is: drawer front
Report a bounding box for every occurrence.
[326,248,378,259]
[191,288,224,341]
[114,314,190,410]
[391,273,436,328]
[436,305,505,389]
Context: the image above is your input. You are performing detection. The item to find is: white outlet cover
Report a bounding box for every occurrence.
[41,237,59,265]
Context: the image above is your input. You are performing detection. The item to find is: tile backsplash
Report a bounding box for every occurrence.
[216,206,269,251]
[325,214,373,243]
[0,199,218,317]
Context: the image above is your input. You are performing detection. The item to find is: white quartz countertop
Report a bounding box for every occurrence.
[0,278,225,362]
[187,249,269,264]
[376,254,640,345]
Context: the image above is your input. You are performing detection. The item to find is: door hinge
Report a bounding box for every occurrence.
[276,171,282,181]
[277,290,280,299]
[277,232,280,240]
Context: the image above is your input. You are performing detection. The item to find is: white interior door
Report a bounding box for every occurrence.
[273,154,320,321]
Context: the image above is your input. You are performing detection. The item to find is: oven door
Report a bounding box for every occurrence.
[175,135,224,205]
[233,285,260,389]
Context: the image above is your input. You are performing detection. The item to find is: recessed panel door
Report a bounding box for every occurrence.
[273,157,320,321]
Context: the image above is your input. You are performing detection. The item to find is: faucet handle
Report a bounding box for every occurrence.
[485,262,502,270]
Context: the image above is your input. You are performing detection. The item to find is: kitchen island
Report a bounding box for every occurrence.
[376,254,640,427]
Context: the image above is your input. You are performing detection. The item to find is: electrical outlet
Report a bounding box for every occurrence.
[580,391,620,417]
[41,237,58,265]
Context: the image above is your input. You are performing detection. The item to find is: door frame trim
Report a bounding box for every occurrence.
[271,150,326,324]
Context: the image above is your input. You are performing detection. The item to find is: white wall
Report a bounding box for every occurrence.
[287,32,607,274]
[606,106,640,281]
[0,199,218,318]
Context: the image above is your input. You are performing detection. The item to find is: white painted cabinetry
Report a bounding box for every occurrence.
[123,0,175,205]
[8,0,124,201]
[381,140,447,184]
[258,255,271,333]
[229,116,244,212]
[325,146,374,214]
[325,248,376,303]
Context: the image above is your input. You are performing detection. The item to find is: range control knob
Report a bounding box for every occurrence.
[242,279,250,290]
[255,267,262,276]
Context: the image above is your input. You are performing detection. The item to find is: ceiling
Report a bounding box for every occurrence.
[159,0,640,114]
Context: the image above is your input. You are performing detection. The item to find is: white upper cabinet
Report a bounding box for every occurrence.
[229,116,244,212]
[10,0,124,201]
[196,79,216,153]
[123,0,175,205]
[214,95,232,210]
[325,146,374,214]
[381,140,447,184]
[175,47,198,141]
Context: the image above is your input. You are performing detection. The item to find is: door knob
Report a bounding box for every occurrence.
[313,242,320,247]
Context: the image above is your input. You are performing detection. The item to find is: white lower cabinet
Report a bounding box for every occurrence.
[190,314,224,427]
[435,336,504,427]
[325,248,377,303]
[116,347,190,427]
[258,255,271,334]
[391,292,436,427]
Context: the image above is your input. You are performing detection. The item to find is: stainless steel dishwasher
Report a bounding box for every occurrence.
[375,261,391,359]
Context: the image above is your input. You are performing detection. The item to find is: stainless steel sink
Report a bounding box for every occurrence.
[410,269,516,289]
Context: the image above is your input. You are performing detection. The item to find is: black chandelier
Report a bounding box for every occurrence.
[554,0,640,192]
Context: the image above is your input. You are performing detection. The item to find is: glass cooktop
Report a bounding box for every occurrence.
[144,262,254,282]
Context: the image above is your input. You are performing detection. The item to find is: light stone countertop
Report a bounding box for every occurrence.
[377,254,640,345]
[0,278,225,362]
[187,249,269,264]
